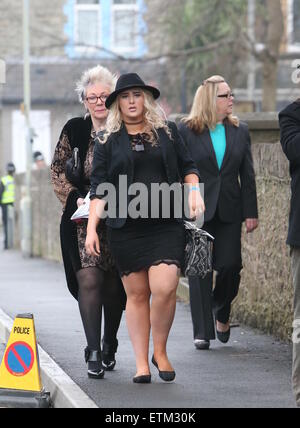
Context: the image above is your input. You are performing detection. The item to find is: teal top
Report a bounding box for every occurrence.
[209,124,226,170]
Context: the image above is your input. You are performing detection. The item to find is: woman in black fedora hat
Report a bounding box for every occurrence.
[86,73,205,383]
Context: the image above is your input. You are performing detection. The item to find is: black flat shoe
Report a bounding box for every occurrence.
[216,328,231,344]
[84,348,105,379]
[151,356,176,382]
[133,374,152,384]
[102,339,118,371]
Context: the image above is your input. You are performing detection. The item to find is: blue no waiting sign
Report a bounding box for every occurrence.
[4,341,34,377]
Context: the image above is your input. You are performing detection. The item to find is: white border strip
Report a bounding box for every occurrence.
[0,309,98,408]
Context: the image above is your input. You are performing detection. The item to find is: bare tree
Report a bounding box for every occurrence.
[144,0,285,112]
[144,0,248,111]
[261,0,284,111]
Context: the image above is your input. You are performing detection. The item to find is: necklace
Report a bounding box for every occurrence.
[124,119,145,125]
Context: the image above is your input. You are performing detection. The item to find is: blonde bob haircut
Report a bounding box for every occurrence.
[102,89,171,144]
[75,65,117,104]
[183,75,239,134]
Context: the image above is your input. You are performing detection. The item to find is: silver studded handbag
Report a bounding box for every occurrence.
[183,221,214,278]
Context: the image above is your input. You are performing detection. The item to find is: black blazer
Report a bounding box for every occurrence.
[178,121,258,224]
[279,101,300,247]
[90,121,199,228]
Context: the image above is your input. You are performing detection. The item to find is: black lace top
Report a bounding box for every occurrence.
[129,132,167,186]
[128,132,175,219]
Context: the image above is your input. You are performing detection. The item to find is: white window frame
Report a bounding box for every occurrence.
[111,1,139,54]
[287,0,300,52]
[74,1,101,55]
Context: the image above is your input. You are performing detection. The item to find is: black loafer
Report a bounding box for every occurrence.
[194,339,210,350]
[151,356,176,382]
[133,374,152,384]
[216,328,230,344]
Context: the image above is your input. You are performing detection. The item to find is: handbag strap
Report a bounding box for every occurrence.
[184,221,214,240]
[73,148,79,168]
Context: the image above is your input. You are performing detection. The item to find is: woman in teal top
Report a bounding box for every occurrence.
[179,75,258,350]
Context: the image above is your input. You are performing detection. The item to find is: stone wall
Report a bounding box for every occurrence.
[14,168,62,262]
[13,113,294,340]
[233,114,293,341]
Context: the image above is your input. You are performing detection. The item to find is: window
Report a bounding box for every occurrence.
[294,0,300,43]
[287,0,300,49]
[112,0,138,53]
[66,0,144,58]
[74,0,101,51]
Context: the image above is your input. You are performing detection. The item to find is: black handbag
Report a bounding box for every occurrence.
[65,147,82,187]
[183,221,214,278]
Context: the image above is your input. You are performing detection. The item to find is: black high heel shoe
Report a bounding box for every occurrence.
[151,356,176,382]
[84,347,105,379]
[102,339,118,371]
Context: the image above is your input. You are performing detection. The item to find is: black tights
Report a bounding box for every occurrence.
[76,267,125,351]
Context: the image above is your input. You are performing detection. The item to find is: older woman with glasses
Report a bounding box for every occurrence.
[51,65,126,379]
[179,75,258,350]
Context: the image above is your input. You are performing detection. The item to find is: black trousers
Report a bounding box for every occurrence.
[1,204,13,250]
[188,212,242,340]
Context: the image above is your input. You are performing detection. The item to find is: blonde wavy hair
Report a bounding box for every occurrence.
[102,89,172,144]
[183,75,239,134]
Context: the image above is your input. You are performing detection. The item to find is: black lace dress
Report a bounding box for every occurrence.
[107,132,186,277]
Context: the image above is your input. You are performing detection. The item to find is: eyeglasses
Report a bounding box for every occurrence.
[217,93,235,99]
[86,94,108,104]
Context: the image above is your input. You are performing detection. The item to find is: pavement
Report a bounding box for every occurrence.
[0,246,296,408]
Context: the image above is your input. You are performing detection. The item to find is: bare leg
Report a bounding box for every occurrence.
[122,271,151,377]
[148,264,179,371]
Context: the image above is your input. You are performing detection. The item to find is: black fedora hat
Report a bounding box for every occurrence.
[105,73,160,109]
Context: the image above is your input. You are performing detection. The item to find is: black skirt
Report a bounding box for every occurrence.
[107,218,186,277]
